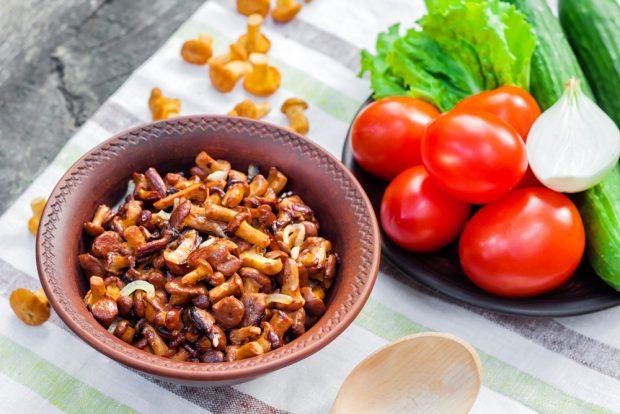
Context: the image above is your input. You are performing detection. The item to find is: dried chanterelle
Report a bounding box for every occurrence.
[28,197,46,236]
[237,14,271,54]
[236,0,270,17]
[228,99,270,119]
[10,288,51,326]
[272,0,302,23]
[281,98,309,135]
[181,34,213,65]
[244,53,281,97]
[149,88,181,121]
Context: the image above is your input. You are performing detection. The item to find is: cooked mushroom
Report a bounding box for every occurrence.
[165,277,209,297]
[281,98,309,135]
[163,229,198,273]
[91,231,126,259]
[123,225,147,251]
[189,239,243,277]
[153,182,207,210]
[84,204,111,236]
[9,288,51,326]
[267,167,288,195]
[104,252,132,275]
[212,296,245,329]
[301,286,326,316]
[113,320,136,343]
[236,0,270,16]
[237,14,271,54]
[286,307,306,337]
[80,149,337,363]
[241,292,267,327]
[240,249,283,275]
[243,53,281,97]
[181,258,214,285]
[226,341,263,361]
[208,274,243,303]
[149,88,181,121]
[281,258,305,308]
[272,0,302,23]
[141,323,169,356]
[229,326,262,345]
[227,99,270,119]
[209,60,252,93]
[195,151,231,174]
[181,34,213,65]
[79,253,107,277]
[28,197,46,236]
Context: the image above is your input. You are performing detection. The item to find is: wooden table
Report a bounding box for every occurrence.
[0,0,203,213]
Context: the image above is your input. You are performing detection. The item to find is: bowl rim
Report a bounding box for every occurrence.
[36,115,381,381]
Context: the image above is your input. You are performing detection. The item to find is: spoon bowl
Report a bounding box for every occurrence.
[332,332,483,414]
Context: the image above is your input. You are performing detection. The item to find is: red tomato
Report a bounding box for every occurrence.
[381,166,471,252]
[421,110,527,204]
[454,86,541,140]
[351,97,440,180]
[459,188,585,297]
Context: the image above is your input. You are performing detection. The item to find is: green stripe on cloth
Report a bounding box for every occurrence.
[0,335,135,414]
[175,21,361,123]
[355,300,612,414]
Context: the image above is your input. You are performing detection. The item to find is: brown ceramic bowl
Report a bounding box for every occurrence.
[36,116,380,386]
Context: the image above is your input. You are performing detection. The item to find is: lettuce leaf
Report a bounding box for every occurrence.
[359,0,536,111]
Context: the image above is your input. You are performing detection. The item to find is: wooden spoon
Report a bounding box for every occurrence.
[331,332,483,414]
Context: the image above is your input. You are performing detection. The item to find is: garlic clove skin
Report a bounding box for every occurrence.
[526,79,620,193]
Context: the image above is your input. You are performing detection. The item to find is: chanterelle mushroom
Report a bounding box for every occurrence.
[281,98,309,135]
[228,99,270,119]
[28,197,46,236]
[272,0,302,23]
[237,14,271,54]
[209,60,252,93]
[10,288,51,326]
[149,88,181,121]
[236,0,270,17]
[243,53,281,97]
[181,34,213,65]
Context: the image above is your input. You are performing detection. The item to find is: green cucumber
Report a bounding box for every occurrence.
[559,0,620,126]
[502,0,593,109]
[558,0,620,289]
[580,166,620,290]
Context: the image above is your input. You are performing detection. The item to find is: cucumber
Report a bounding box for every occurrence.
[580,166,620,290]
[559,0,620,127]
[502,0,593,109]
[560,0,620,290]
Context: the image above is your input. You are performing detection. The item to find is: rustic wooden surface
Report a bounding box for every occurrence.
[0,0,204,214]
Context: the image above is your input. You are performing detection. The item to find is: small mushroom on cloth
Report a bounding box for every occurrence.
[227,99,270,119]
[281,98,309,135]
[28,197,46,236]
[236,0,270,17]
[272,0,302,23]
[181,34,213,65]
[10,288,51,326]
[244,53,281,97]
[237,14,271,54]
[209,60,252,93]
[149,88,181,121]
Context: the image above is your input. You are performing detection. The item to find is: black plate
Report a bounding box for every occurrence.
[342,99,620,317]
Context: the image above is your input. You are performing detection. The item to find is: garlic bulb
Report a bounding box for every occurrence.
[526,79,620,193]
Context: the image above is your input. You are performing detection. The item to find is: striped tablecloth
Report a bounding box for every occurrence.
[2,1,619,413]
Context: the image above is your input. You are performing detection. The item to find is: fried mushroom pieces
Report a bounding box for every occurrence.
[79,151,336,362]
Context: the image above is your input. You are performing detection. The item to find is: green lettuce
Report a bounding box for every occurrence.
[359,0,536,111]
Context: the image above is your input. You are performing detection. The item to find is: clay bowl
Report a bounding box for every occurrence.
[36,116,381,386]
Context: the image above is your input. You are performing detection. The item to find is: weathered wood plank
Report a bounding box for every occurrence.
[0,0,203,213]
